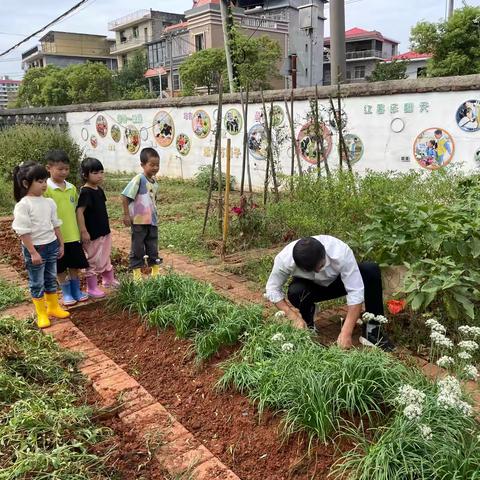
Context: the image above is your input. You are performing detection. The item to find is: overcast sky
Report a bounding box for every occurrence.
[1,0,479,79]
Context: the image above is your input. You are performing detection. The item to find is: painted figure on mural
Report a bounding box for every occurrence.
[414,128,454,170]
[224,109,242,135]
[434,129,452,166]
[456,100,480,132]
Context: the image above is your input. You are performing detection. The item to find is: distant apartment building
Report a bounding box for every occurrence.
[237,0,328,88]
[21,31,117,71]
[386,51,432,79]
[145,0,290,96]
[108,9,185,69]
[0,76,21,109]
[323,27,399,84]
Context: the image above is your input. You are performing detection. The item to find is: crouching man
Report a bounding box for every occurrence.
[265,235,394,351]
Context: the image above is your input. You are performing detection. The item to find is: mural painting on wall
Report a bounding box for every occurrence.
[153,111,175,147]
[414,128,454,170]
[176,134,191,156]
[90,135,98,148]
[95,115,108,138]
[125,125,141,154]
[474,147,480,166]
[328,108,348,131]
[224,108,242,135]
[81,127,89,142]
[111,124,121,143]
[140,127,149,141]
[456,100,480,132]
[342,134,364,165]
[256,105,285,128]
[192,110,211,139]
[296,122,333,164]
[248,124,268,160]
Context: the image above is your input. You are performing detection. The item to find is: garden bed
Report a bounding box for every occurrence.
[70,303,339,480]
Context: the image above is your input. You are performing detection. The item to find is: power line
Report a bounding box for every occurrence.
[0,0,92,58]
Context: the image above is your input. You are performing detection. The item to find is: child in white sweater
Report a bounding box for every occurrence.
[12,162,70,328]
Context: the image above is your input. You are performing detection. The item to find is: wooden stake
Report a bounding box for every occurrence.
[202,77,223,235]
[222,138,231,258]
[239,86,249,196]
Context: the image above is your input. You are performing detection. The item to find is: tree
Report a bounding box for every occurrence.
[367,60,409,82]
[230,30,282,91]
[16,66,58,107]
[41,68,70,106]
[114,50,153,100]
[410,5,480,77]
[179,48,226,95]
[66,62,114,103]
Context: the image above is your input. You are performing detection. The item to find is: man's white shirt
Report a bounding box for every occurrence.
[265,235,365,306]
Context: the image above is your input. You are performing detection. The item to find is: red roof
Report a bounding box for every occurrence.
[0,79,21,85]
[192,0,220,6]
[144,67,167,78]
[389,51,432,61]
[164,21,188,32]
[325,27,399,45]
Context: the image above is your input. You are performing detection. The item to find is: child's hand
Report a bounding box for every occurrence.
[31,251,43,266]
[81,230,91,244]
[58,244,64,259]
[123,214,131,227]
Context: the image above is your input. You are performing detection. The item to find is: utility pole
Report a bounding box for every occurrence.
[168,33,174,97]
[447,0,454,19]
[220,0,235,93]
[329,0,346,85]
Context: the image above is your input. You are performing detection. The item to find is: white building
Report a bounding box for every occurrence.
[0,76,21,109]
[386,51,432,79]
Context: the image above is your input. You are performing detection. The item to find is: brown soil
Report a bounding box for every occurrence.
[0,219,25,276]
[71,304,338,480]
[83,387,169,479]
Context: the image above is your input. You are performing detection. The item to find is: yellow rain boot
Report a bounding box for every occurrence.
[132,268,142,281]
[45,292,70,319]
[151,264,160,277]
[32,297,50,329]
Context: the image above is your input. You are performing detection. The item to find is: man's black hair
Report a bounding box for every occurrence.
[434,129,442,136]
[45,149,70,165]
[140,147,159,165]
[292,237,326,272]
[80,157,104,181]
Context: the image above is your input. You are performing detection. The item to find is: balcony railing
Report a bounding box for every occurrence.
[345,49,387,60]
[111,35,151,53]
[108,9,151,30]
[240,16,279,30]
[22,46,39,60]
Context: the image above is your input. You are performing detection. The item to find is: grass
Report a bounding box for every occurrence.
[0,279,26,310]
[0,315,113,478]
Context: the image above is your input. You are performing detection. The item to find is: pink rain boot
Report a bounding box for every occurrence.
[102,268,120,288]
[86,276,105,299]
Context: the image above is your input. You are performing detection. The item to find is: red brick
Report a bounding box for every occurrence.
[192,458,241,480]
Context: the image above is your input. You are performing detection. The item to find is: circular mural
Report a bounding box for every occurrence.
[140,127,149,141]
[90,135,98,148]
[176,134,191,156]
[81,127,89,142]
[111,124,121,143]
[390,117,405,133]
[474,147,480,165]
[413,128,455,170]
[296,122,333,164]
[95,115,108,138]
[153,110,175,147]
[224,108,242,135]
[456,100,480,132]
[248,124,268,160]
[328,108,348,131]
[124,125,141,154]
[343,134,364,165]
[192,110,211,138]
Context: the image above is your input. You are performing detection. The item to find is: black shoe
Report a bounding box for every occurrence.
[360,324,395,352]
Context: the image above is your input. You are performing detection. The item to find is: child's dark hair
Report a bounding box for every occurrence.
[45,149,70,165]
[80,157,104,181]
[140,147,159,165]
[13,162,48,202]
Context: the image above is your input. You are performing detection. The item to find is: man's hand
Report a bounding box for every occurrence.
[31,251,43,266]
[337,331,353,349]
[58,244,64,259]
[80,230,91,244]
[123,214,131,227]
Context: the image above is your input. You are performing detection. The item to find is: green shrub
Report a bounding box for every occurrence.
[0,279,26,310]
[0,181,14,215]
[194,164,235,191]
[0,124,83,183]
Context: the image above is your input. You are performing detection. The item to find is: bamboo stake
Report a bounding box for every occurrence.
[314,84,330,178]
[260,91,270,205]
[268,101,279,201]
[239,86,248,196]
[217,85,224,233]
[222,139,231,258]
[202,77,223,235]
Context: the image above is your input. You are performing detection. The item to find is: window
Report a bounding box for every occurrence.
[120,30,126,43]
[121,54,128,66]
[172,73,180,91]
[133,26,139,38]
[194,33,205,52]
[354,66,365,79]
[346,70,352,80]
[144,27,149,41]
[391,44,396,56]
[417,67,427,78]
